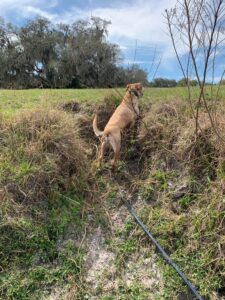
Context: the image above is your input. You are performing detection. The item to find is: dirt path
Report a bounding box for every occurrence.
[82,187,164,300]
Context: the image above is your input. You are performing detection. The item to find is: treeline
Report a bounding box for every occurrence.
[149,77,198,87]
[0,16,148,89]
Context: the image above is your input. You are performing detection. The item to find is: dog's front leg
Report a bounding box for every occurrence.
[132,97,140,117]
[134,106,139,116]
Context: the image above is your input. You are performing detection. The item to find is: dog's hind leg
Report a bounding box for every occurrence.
[98,140,108,166]
[109,131,121,167]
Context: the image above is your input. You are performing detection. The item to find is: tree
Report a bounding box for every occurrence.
[19,17,61,88]
[123,65,149,86]
[177,78,198,87]
[151,78,177,87]
[64,17,121,88]
[166,0,225,142]
[0,16,149,89]
[219,79,225,85]
[0,17,20,88]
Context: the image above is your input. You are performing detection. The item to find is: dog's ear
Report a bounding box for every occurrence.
[126,84,131,91]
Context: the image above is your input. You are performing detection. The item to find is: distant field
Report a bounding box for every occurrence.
[1,86,224,117]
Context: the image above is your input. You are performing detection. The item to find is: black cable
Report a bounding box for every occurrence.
[124,202,204,300]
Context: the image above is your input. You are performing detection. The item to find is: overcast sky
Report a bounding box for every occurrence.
[0,0,197,80]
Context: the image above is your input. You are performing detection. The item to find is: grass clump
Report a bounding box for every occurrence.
[130,100,225,299]
[0,108,94,299]
[136,179,225,299]
[1,109,91,199]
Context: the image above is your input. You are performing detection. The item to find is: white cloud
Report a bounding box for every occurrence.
[0,0,58,19]
[58,0,176,53]
[123,59,149,65]
[23,6,57,20]
[119,45,128,50]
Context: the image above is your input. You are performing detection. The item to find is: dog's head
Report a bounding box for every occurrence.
[126,82,144,98]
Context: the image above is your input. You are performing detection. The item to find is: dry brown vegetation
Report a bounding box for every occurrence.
[2,109,93,204]
[133,100,225,298]
[0,93,225,299]
[0,108,96,299]
[76,94,225,298]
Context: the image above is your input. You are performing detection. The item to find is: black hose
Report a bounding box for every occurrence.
[125,203,204,300]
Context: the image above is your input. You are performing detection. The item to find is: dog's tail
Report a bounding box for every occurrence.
[93,114,104,137]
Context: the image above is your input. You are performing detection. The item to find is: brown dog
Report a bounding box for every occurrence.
[93,82,144,167]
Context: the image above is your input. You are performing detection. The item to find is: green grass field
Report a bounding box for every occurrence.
[0,87,216,117]
[1,86,224,117]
